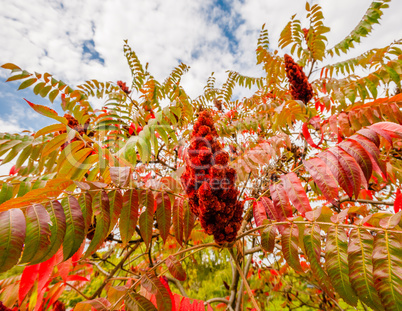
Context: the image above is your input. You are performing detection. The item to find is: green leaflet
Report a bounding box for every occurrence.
[325,225,358,306]
[303,224,334,298]
[172,197,184,246]
[62,196,85,260]
[373,231,402,311]
[261,224,276,253]
[281,223,303,273]
[84,191,110,258]
[20,204,52,264]
[155,192,171,244]
[33,200,66,264]
[79,192,93,233]
[348,227,384,310]
[125,292,157,311]
[0,209,26,272]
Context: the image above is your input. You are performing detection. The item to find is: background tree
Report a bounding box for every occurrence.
[0,1,401,310]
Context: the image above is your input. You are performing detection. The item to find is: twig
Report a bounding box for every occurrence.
[235,251,254,311]
[228,248,261,311]
[339,196,394,206]
[239,172,251,198]
[204,298,233,311]
[90,242,140,299]
[89,261,111,277]
[66,283,90,300]
[245,246,262,255]
[165,275,188,297]
[148,240,154,267]
[108,242,219,310]
[228,260,240,308]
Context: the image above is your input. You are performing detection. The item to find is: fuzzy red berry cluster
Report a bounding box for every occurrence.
[284,54,313,104]
[180,111,243,244]
[117,80,131,94]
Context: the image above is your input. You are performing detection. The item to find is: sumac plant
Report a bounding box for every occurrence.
[1,1,402,310]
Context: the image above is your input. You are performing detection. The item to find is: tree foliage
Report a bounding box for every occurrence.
[1,1,402,310]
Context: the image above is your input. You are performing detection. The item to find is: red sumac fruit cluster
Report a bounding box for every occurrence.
[284,54,313,104]
[181,111,243,244]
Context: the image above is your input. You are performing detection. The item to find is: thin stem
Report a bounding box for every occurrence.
[165,275,188,297]
[228,248,261,311]
[66,283,90,300]
[148,240,154,267]
[235,250,254,311]
[108,242,219,310]
[90,242,140,299]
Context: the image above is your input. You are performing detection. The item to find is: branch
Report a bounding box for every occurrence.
[165,275,188,297]
[204,298,233,311]
[89,261,111,277]
[90,242,140,299]
[235,251,254,311]
[228,260,240,308]
[108,242,220,310]
[228,248,260,311]
[148,240,154,267]
[339,196,394,206]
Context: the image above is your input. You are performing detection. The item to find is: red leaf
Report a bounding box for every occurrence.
[260,197,278,221]
[281,172,311,215]
[339,140,372,185]
[142,274,172,311]
[109,167,131,187]
[19,264,40,303]
[370,121,402,139]
[66,275,89,282]
[166,256,186,281]
[37,254,57,294]
[120,189,139,246]
[57,259,72,283]
[356,128,380,147]
[9,165,20,175]
[269,183,292,220]
[349,135,386,179]
[395,189,402,213]
[253,201,267,228]
[108,189,123,233]
[160,277,176,311]
[318,151,353,198]
[302,121,322,149]
[327,147,363,198]
[303,158,340,205]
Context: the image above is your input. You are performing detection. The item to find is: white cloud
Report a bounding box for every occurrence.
[0,0,401,107]
[0,118,25,133]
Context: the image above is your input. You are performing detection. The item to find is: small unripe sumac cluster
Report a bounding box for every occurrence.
[180,111,243,244]
[117,80,131,94]
[284,54,313,104]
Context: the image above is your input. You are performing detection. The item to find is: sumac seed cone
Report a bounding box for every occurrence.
[180,110,243,244]
[284,54,313,104]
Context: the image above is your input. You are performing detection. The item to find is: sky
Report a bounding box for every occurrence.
[0,0,402,135]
